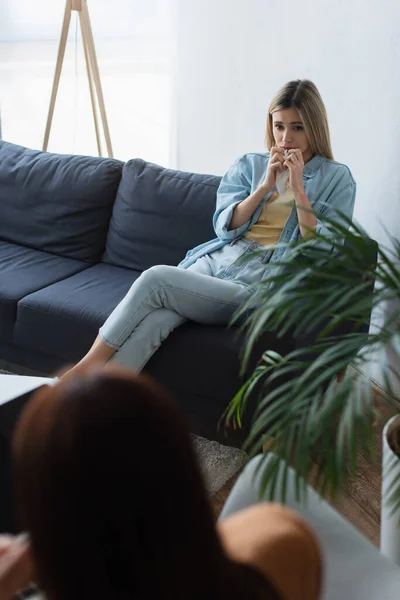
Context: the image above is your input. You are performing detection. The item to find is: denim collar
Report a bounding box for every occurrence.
[303,155,325,179]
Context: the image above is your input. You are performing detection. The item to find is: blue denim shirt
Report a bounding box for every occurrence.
[179,152,356,269]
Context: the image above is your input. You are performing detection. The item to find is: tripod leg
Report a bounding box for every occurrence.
[80,1,114,157]
[79,11,102,156]
[43,0,72,151]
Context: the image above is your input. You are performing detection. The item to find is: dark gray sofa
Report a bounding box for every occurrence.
[1,140,288,445]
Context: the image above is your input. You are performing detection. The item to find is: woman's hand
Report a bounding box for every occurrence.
[284,149,317,237]
[284,149,305,195]
[261,147,285,193]
[0,535,34,600]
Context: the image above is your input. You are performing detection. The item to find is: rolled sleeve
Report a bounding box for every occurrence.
[213,156,252,241]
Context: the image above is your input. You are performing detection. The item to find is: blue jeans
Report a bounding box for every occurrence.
[101,239,271,371]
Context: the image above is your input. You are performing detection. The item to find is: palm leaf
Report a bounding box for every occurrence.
[225,210,400,513]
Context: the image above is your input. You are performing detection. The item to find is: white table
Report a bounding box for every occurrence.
[0,374,53,408]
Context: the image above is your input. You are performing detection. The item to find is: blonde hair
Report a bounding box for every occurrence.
[265,80,334,160]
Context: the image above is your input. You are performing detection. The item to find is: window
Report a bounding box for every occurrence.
[0,0,175,165]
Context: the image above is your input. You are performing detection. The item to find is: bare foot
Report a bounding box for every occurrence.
[61,358,106,379]
[61,335,116,379]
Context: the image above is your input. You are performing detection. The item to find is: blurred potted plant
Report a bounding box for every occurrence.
[224,210,400,560]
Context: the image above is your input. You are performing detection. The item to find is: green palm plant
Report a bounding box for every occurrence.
[225,210,400,511]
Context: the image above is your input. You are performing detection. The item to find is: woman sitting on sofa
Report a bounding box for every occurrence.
[0,367,321,600]
[66,79,356,375]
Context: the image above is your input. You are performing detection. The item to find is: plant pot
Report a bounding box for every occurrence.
[381,415,400,565]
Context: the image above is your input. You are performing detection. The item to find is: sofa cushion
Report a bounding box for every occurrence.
[0,241,89,343]
[0,140,123,262]
[102,159,220,271]
[14,263,141,364]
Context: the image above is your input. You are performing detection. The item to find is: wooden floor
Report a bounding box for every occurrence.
[211,391,386,547]
[325,418,382,546]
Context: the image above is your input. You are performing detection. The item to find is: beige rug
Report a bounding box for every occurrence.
[192,434,246,494]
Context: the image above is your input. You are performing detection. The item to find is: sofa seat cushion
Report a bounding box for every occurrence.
[14,263,141,364]
[0,242,89,343]
[102,159,220,271]
[0,140,123,262]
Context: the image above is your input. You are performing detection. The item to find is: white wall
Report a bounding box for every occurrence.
[175,0,400,390]
[0,0,166,41]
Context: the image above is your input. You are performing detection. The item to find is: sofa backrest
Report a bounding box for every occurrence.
[0,141,123,262]
[102,159,221,271]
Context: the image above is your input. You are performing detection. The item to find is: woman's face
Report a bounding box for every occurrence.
[272,108,313,162]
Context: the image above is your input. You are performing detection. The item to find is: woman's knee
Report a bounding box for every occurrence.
[138,265,176,287]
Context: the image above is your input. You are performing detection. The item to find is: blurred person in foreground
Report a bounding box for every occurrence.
[0,367,321,600]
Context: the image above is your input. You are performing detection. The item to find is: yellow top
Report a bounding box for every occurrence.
[245,189,295,247]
